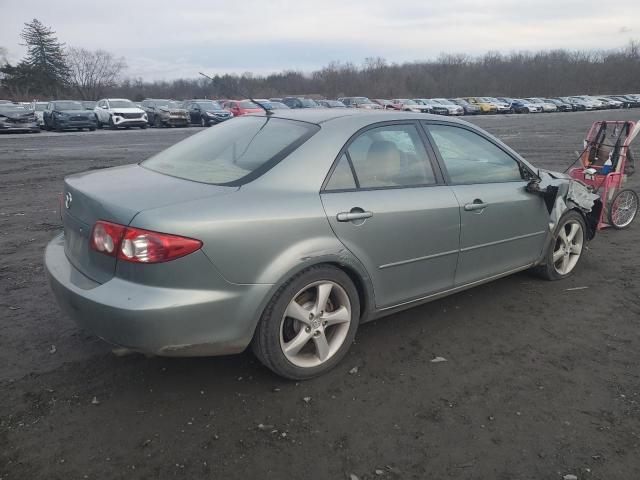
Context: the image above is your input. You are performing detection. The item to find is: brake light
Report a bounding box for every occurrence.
[89,221,202,263]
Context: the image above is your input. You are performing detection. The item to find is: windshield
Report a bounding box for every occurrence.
[109,100,136,108]
[54,101,83,110]
[197,101,222,110]
[142,116,319,186]
[34,103,48,111]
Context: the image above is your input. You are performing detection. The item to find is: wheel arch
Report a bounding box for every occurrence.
[251,253,377,341]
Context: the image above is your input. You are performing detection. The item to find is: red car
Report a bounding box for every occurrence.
[222,100,263,116]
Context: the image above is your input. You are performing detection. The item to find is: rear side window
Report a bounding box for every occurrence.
[142,116,319,186]
[341,124,436,188]
[325,154,356,190]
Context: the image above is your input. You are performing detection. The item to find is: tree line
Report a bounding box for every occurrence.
[1,19,639,102]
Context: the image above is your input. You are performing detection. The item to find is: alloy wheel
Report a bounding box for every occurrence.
[279,281,352,368]
[552,220,583,275]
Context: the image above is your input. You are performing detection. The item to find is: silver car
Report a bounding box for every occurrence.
[45,110,601,379]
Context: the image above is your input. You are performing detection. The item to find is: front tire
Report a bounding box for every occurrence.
[252,265,360,380]
[535,211,586,280]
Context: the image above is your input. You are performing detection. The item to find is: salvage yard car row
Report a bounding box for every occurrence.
[1,92,640,134]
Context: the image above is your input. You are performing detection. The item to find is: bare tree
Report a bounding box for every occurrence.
[67,47,126,100]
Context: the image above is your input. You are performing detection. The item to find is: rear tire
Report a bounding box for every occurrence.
[252,265,360,380]
[534,210,586,281]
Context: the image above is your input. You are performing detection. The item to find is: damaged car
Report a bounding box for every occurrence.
[0,104,41,133]
[45,111,600,379]
[43,100,98,131]
[142,99,190,128]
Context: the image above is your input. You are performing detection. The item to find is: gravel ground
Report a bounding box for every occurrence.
[1,111,639,480]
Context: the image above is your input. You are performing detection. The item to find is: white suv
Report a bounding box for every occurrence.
[94,98,148,129]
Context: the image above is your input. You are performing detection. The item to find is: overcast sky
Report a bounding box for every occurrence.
[1,0,638,80]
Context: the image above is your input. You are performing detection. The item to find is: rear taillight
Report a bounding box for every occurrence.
[89,221,202,263]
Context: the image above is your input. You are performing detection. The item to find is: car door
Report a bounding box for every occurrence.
[96,100,108,122]
[320,122,461,308]
[187,103,199,123]
[424,122,550,286]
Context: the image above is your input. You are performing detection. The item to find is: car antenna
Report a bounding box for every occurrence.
[198,72,273,116]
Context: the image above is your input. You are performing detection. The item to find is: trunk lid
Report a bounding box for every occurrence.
[62,164,234,283]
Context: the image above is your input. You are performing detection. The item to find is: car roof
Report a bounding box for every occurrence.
[244,109,471,126]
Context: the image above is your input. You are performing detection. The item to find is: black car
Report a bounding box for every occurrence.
[552,97,585,111]
[281,97,319,109]
[0,104,40,133]
[141,99,190,127]
[43,100,97,131]
[184,99,233,126]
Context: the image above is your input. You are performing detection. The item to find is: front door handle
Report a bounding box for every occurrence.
[337,210,373,222]
[464,200,489,212]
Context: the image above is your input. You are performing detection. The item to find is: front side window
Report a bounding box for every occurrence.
[327,124,436,189]
[143,116,319,185]
[427,124,523,184]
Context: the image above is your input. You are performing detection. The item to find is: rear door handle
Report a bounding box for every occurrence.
[464,200,489,212]
[337,211,373,222]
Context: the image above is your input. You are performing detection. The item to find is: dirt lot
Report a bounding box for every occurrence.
[1,111,639,480]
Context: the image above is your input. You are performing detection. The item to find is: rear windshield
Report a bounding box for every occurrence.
[142,116,319,186]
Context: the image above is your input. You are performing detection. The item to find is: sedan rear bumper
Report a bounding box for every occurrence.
[45,234,272,356]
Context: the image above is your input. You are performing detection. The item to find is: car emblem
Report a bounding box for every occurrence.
[65,192,73,209]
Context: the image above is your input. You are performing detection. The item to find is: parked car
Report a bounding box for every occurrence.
[317,99,347,108]
[431,99,465,116]
[45,110,600,379]
[543,98,573,112]
[391,99,432,113]
[0,104,40,133]
[448,98,481,115]
[94,98,147,129]
[372,99,399,110]
[497,98,541,113]
[593,97,623,109]
[606,95,640,108]
[338,97,383,110]
[30,101,49,127]
[281,97,320,109]
[183,99,233,126]
[222,100,264,116]
[524,98,558,113]
[461,97,498,114]
[562,96,596,111]
[479,97,511,113]
[81,101,96,111]
[141,99,189,128]
[43,100,97,131]
[415,99,454,115]
[568,96,602,110]
[555,97,587,111]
